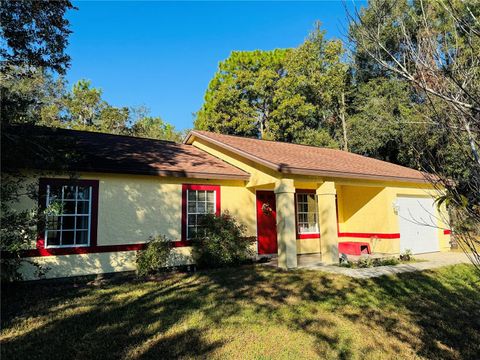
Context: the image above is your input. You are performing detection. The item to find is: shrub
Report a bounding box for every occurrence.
[356,256,373,268]
[379,257,400,266]
[136,235,172,277]
[399,249,413,262]
[191,212,255,269]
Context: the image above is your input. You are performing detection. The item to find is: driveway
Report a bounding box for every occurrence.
[299,252,472,279]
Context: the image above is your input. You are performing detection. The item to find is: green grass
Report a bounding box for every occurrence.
[2,264,479,360]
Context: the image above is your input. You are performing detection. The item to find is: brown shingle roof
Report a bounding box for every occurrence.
[3,126,250,180]
[185,130,429,183]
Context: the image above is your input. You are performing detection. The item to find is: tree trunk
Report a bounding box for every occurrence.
[340,91,348,152]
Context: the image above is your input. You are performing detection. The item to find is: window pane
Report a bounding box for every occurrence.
[300,204,308,213]
[187,226,196,239]
[77,201,89,215]
[197,202,206,213]
[77,187,90,200]
[76,230,88,245]
[46,216,61,231]
[187,202,196,213]
[206,202,214,213]
[62,216,75,230]
[198,191,206,201]
[63,201,76,214]
[307,194,316,206]
[76,216,89,230]
[46,231,61,246]
[48,186,62,203]
[63,186,76,200]
[197,214,206,225]
[206,191,214,202]
[62,231,75,245]
[188,190,197,201]
[297,194,306,203]
[187,214,196,226]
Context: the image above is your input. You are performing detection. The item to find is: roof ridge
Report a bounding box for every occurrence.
[193,130,353,153]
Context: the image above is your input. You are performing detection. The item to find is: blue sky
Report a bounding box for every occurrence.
[67,1,356,131]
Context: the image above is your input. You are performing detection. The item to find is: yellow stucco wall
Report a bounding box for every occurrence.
[191,138,279,188]
[16,171,255,280]
[296,238,321,254]
[335,183,449,254]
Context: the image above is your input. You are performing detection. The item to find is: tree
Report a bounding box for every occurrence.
[195,24,348,146]
[284,23,349,148]
[1,1,77,280]
[0,0,76,74]
[349,0,480,271]
[195,49,289,139]
[131,116,184,142]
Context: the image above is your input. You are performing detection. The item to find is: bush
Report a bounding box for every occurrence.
[191,212,255,269]
[399,249,413,262]
[136,235,172,277]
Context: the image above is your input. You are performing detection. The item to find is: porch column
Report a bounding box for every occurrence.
[317,181,339,265]
[275,179,297,269]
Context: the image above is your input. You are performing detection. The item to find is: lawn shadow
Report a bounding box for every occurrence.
[2,264,479,359]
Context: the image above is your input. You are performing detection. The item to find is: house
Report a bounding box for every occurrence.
[5,126,451,280]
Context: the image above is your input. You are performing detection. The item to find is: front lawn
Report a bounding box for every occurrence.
[2,264,479,359]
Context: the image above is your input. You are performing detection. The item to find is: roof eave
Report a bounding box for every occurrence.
[281,167,429,184]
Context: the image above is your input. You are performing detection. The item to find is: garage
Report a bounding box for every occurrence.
[397,196,439,254]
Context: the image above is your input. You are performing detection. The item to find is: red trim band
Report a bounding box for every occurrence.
[444,229,451,235]
[338,232,400,239]
[297,233,320,240]
[17,240,193,258]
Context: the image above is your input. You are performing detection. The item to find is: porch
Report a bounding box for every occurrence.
[254,178,408,269]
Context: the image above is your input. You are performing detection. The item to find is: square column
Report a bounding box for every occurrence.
[275,179,297,269]
[317,181,339,265]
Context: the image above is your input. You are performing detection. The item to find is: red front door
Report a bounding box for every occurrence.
[256,191,278,255]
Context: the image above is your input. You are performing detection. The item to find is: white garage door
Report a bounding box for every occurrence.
[397,196,439,254]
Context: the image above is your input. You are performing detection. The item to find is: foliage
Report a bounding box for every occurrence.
[399,249,413,262]
[191,212,255,269]
[195,23,347,146]
[348,0,480,271]
[131,116,184,142]
[136,235,173,277]
[0,174,39,281]
[341,255,400,268]
[0,0,76,74]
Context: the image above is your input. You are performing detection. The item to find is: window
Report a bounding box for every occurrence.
[296,192,319,235]
[40,179,98,248]
[182,184,220,241]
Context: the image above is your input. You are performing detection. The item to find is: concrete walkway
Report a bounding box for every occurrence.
[300,252,471,279]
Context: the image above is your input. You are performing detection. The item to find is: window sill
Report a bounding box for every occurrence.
[296,233,320,240]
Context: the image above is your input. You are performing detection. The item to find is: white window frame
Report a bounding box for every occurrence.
[44,184,93,248]
[186,189,217,240]
[296,192,319,235]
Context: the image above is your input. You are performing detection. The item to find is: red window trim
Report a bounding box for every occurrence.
[37,178,100,255]
[181,184,221,245]
[294,189,320,240]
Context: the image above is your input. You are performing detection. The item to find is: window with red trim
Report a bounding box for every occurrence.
[39,179,99,249]
[296,192,319,236]
[182,184,220,241]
